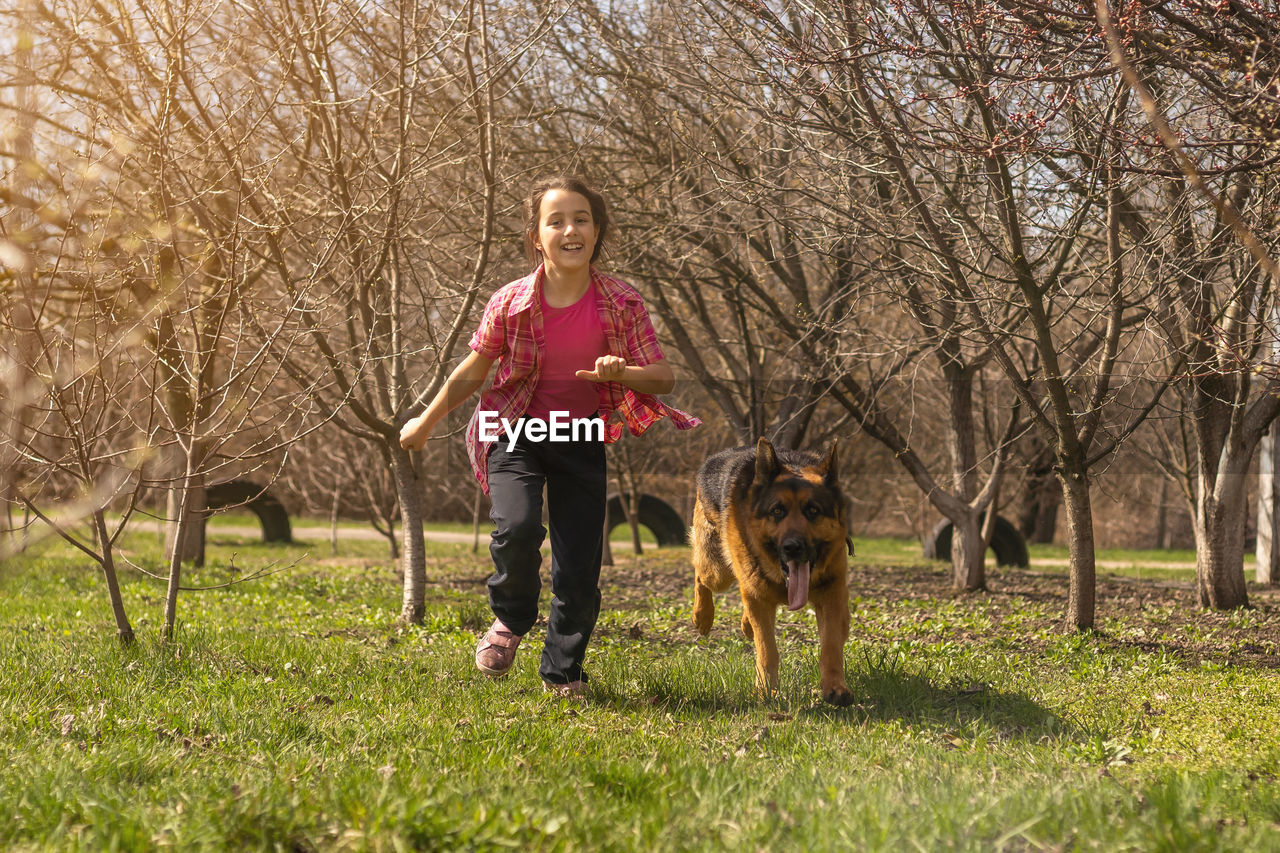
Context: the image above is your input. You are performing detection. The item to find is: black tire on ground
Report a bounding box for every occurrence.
[923,515,1029,568]
[604,493,687,547]
[204,480,293,543]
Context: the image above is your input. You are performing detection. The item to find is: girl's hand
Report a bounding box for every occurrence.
[399,415,431,450]
[575,355,627,383]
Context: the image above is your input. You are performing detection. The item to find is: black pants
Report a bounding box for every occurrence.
[485,422,606,685]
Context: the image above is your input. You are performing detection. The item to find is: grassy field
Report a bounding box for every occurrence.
[2,527,1279,851]
[203,512,667,547]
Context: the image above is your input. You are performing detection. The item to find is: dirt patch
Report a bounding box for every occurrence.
[598,552,1280,668]
[851,563,1280,669]
[598,550,693,608]
[419,547,1280,669]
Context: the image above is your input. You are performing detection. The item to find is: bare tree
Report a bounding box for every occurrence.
[604,0,1169,624]
[532,3,831,448]
[280,426,405,559]
[558,1,1149,599]
[0,203,149,644]
[219,0,544,623]
[3,0,331,640]
[839,1,1169,628]
[1088,0,1280,608]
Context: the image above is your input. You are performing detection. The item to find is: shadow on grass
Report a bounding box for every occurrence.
[586,643,1076,743]
[842,661,1075,741]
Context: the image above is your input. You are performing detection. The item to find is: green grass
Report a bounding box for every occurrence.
[205,511,666,547]
[2,533,1279,850]
[851,536,935,565]
[918,541,1222,583]
[206,512,479,535]
[914,535,1211,583]
[1027,543,1215,566]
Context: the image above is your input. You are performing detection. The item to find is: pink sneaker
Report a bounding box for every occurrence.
[541,679,587,699]
[475,619,522,677]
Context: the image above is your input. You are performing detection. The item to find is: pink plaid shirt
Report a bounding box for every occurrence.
[465,265,700,494]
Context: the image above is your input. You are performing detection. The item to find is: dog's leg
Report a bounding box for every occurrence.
[693,574,716,636]
[812,580,854,707]
[741,596,779,697]
[691,499,731,636]
[693,561,735,636]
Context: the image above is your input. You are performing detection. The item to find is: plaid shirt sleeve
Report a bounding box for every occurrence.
[622,297,666,367]
[468,293,506,360]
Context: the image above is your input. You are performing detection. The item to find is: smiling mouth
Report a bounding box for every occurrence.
[561,243,583,252]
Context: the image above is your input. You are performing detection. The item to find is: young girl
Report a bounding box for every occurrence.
[399,176,699,696]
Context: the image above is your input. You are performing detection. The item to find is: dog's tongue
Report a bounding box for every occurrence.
[786,561,810,611]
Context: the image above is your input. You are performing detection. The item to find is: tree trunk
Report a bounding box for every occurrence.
[330,484,340,556]
[1028,492,1060,545]
[942,362,983,592]
[385,515,400,560]
[1059,463,1096,631]
[4,42,36,559]
[164,444,206,565]
[1019,462,1061,545]
[1188,381,1255,609]
[162,452,198,642]
[1257,430,1279,585]
[153,266,204,567]
[191,493,207,569]
[615,475,642,556]
[1,448,26,556]
[601,509,614,567]
[628,486,643,556]
[1155,475,1170,550]
[391,444,427,624]
[1195,455,1250,609]
[91,509,134,645]
[950,510,986,591]
[2,499,18,556]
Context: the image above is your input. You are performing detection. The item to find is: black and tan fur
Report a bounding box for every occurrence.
[691,437,854,706]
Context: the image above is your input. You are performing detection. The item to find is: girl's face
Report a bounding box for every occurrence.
[535,189,597,275]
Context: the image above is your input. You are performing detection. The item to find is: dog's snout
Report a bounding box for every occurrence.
[780,539,807,560]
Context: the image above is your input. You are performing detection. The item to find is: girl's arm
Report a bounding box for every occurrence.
[576,355,674,396]
[399,350,495,450]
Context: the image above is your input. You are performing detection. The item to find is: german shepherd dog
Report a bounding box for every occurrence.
[691,437,855,706]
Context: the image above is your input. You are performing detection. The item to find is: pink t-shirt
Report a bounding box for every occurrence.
[524,285,608,420]
[466,265,700,495]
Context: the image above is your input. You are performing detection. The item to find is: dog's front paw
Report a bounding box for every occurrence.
[822,684,855,707]
[693,608,713,637]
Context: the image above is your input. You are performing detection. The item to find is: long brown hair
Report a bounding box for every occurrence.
[523,175,611,266]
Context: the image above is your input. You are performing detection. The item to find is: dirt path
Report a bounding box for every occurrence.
[132,520,476,544]
[202,521,1206,569]
[1027,558,1197,571]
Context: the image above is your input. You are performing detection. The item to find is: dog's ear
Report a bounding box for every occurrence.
[754,436,780,485]
[818,441,839,487]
